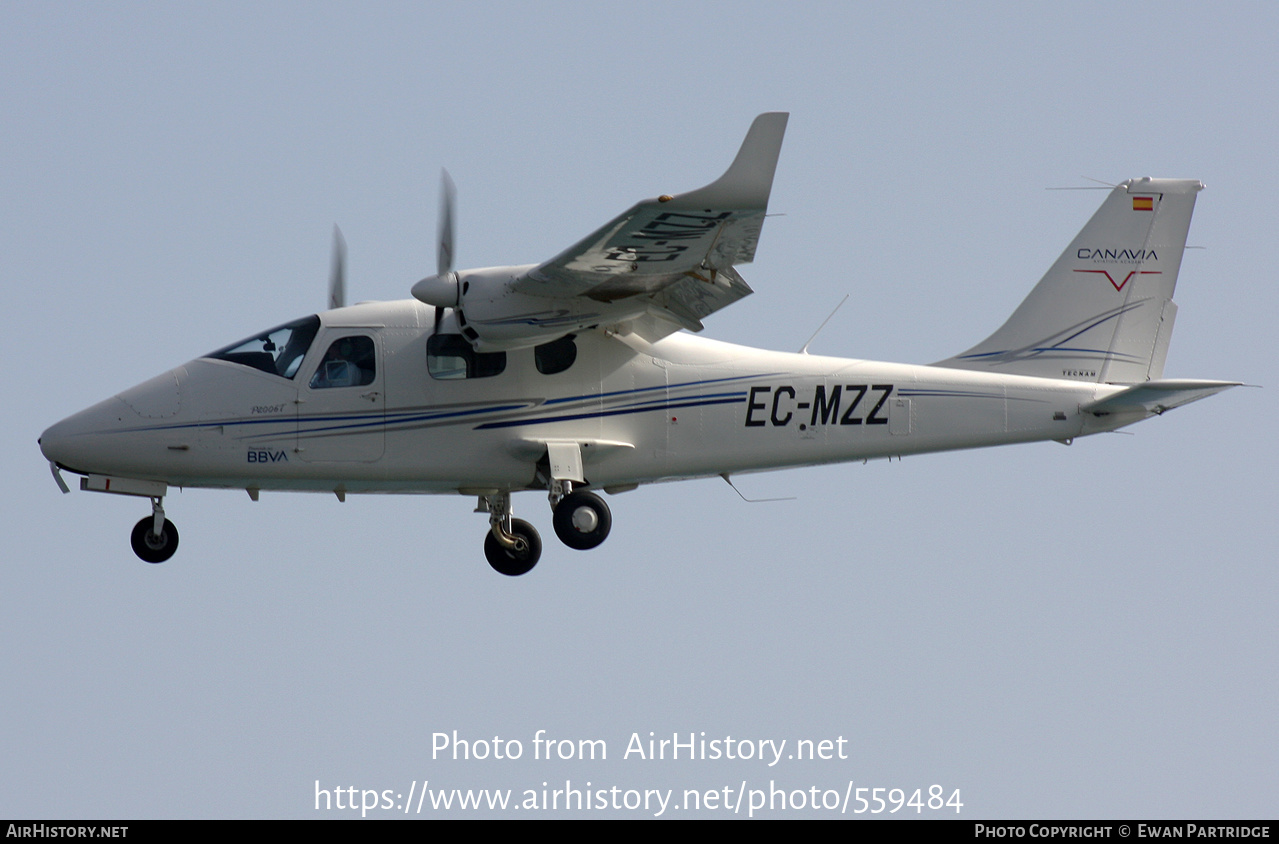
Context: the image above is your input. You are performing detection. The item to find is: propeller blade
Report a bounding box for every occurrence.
[328,225,347,310]
[438,169,456,277]
[413,170,461,309]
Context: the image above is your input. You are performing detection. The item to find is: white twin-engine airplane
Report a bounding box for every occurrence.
[40,113,1239,575]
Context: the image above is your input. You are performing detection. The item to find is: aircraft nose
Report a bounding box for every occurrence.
[39,367,185,476]
[39,396,138,474]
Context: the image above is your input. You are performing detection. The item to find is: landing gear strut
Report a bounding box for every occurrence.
[130,496,178,563]
[478,492,542,576]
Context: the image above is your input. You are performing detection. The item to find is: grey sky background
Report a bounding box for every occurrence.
[3,1,1274,818]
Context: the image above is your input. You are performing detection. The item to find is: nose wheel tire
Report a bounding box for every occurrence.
[130,517,179,563]
[484,518,542,576]
[552,491,612,550]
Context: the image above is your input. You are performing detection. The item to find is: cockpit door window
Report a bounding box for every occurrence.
[309,335,376,389]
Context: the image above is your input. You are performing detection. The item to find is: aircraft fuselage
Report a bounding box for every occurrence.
[40,298,1120,499]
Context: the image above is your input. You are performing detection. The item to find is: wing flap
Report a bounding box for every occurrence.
[644,265,754,332]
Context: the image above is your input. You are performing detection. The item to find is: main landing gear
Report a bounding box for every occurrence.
[552,490,611,550]
[477,484,613,576]
[130,496,179,563]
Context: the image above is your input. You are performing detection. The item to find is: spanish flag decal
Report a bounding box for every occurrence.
[1132,196,1155,211]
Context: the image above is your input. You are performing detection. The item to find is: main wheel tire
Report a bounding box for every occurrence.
[484,518,542,576]
[130,517,179,564]
[552,491,612,550]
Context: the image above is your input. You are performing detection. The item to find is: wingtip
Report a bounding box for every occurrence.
[679,112,789,208]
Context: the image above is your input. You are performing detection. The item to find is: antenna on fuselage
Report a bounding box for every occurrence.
[720,474,796,503]
[799,294,849,355]
[1046,176,1117,191]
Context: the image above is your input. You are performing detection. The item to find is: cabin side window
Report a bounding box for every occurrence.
[534,334,577,375]
[427,334,506,380]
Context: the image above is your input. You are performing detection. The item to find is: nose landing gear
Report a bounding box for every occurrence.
[130,497,179,563]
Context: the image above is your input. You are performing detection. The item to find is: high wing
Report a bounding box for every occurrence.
[413,113,788,349]
[516,112,788,328]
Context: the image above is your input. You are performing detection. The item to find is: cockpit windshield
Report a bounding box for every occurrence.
[205,315,321,378]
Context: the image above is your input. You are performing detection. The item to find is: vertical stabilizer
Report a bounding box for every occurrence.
[936,178,1203,383]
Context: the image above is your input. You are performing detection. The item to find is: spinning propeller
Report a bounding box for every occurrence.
[327,225,346,310]
[327,172,458,331]
[411,170,460,310]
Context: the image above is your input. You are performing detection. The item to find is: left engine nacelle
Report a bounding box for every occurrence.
[414,264,644,351]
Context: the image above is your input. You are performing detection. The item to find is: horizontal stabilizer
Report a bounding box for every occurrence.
[1080,379,1240,417]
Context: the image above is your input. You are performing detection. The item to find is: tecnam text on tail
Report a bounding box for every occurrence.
[39,113,1238,575]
